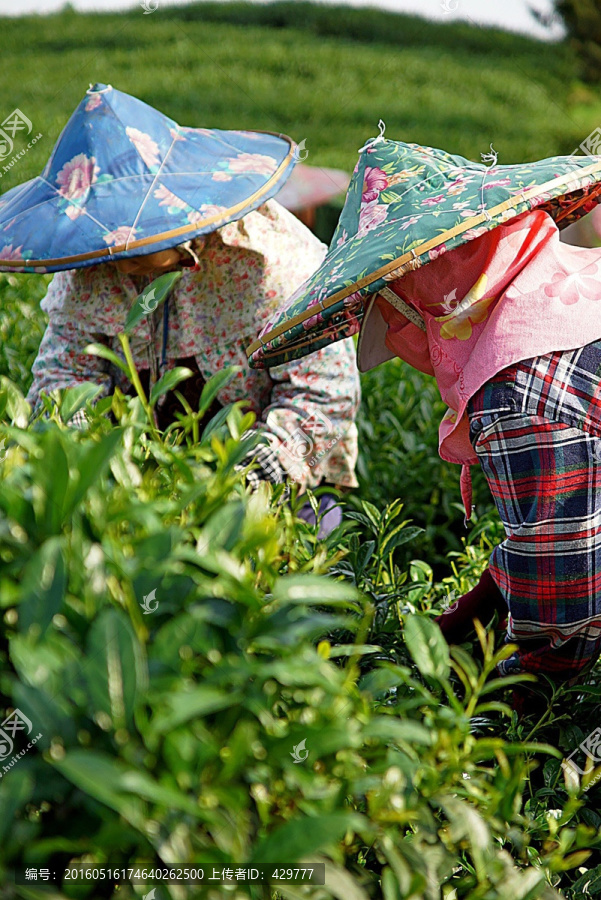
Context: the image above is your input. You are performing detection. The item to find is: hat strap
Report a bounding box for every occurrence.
[179,239,203,267]
[379,286,426,332]
[359,119,387,153]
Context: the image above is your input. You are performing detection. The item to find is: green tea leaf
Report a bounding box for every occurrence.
[198,502,245,553]
[198,366,241,417]
[200,404,237,443]
[252,812,368,864]
[355,539,376,576]
[0,376,30,427]
[273,575,360,607]
[148,686,242,738]
[124,270,182,334]
[403,614,450,682]
[381,525,424,556]
[84,609,142,730]
[359,499,381,532]
[11,680,77,750]
[18,537,66,637]
[36,429,70,536]
[0,769,33,844]
[312,857,372,900]
[53,751,209,825]
[149,366,194,407]
[84,342,129,377]
[63,429,122,513]
[363,716,433,746]
[59,382,104,423]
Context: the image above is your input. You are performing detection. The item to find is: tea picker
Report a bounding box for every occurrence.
[248,127,601,685]
[0,83,361,538]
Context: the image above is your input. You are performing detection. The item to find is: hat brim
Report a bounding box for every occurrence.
[356,295,396,372]
[0,107,298,273]
[247,154,601,369]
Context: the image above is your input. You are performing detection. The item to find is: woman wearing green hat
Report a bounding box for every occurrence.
[249,133,601,689]
[0,85,360,535]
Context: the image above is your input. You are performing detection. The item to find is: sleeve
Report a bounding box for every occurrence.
[216,200,360,491]
[260,336,361,491]
[26,273,115,417]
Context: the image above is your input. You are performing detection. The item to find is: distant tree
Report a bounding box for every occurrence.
[533,0,601,81]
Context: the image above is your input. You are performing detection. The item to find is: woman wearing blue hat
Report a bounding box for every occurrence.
[0,85,360,535]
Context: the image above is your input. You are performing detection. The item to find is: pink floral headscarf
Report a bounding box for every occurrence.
[375,208,601,512]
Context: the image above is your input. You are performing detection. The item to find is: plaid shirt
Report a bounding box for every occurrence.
[468,341,601,678]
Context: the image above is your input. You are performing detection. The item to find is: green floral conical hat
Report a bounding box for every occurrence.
[247,134,601,369]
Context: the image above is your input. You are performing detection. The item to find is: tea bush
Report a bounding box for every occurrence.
[355,357,498,571]
[0,372,577,900]
[1,274,601,900]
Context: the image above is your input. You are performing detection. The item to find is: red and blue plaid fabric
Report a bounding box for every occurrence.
[468,341,601,679]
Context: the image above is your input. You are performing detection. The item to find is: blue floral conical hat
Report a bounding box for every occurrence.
[247,134,601,369]
[0,83,298,273]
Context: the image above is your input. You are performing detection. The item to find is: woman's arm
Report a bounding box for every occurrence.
[261,336,361,491]
[26,275,116,418]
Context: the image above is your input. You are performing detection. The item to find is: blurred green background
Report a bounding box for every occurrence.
[1,0,600,184]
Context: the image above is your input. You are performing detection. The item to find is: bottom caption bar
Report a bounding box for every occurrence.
[16,864,326,885]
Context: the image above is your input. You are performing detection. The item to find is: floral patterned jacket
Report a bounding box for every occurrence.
[27,200,360,489]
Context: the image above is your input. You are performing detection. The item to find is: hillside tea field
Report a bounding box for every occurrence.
[2,3,601,899]
[0,1,598,187]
